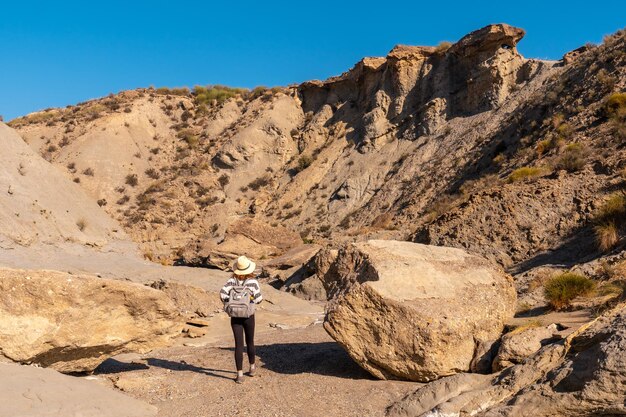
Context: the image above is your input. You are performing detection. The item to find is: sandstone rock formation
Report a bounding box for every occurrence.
[323,240,516,381]
[0,122,127,248]
[0,362,156,417]
[492,323,560,371]
[387,303,626,417]
[148,279,222,317]
[0,268,182,372]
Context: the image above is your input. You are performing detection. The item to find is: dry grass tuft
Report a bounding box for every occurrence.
[544,272,596,310]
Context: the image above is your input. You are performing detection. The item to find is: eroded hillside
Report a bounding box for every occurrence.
[10,24,626,273]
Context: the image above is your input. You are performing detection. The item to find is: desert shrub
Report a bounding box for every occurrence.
[97,199,107,207]
[67,162,76,172]
[604,92,626,119]
[508,167,543,183]
[82,167,94,176]
[218,174,230,188]
[177,129,199,148]
[318,224,331,233]
[193,85,247,106]
[145,168,160,179]
[556,122,573,139]
[76,218,87,232]
[47,144,58,152]
[196,196,220,208]
[604,93,626,141]
[555,143,587,172]
[536,134,564,155]
[594,192,626,250]
[117,195,130,205]
[248,175,271,191]
[125,174,138,187]
[434,41,452,55]
[248,86,268,100]
[180,110,192,122]
[596,68,617,90]
[73,177,80,183]
[155,87,190,96]
[544,272,596,310]
[290,155,313,175]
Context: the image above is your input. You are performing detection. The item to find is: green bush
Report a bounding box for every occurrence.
[604,92,626,119]
[155,87,190,96]
[192,85,247,106]
[604,93,626,141]
[508,167,543,183]
[544,272,596,310]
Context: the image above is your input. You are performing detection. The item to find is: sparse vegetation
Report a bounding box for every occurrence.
[291,155,313,175]
[125,174,138,187]
[82,167,94,176]
[508,167,543,183]
[593,192,626,251]
[604,92,626,140]
[76,218,87,232]
[248,175,271,191]
[555,143,587,172]
[155,87,190,96]
[97,199,107,207]
[145,168,160,179]
[434,41,452,55]
[193,85,247,106]
[117,195,130,205]
[218,174,230,188]
[544,272,596,310]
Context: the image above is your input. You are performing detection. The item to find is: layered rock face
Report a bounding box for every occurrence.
[300,24,528,147]
[322,240,516,381]
[0,268,182,372]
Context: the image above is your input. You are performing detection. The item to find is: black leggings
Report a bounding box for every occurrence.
[231,315,255,371]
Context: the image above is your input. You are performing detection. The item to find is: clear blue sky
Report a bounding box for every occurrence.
[1,0,624,120]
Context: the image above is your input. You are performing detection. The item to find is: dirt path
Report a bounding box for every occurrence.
[95,325,417,417]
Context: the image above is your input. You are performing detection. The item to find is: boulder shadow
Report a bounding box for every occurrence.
[145,358,236,381]
[95,358,149,374]
[95,357,236,381]
[222,342,375,380]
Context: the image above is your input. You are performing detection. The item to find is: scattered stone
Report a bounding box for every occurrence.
[148,279,221,318]
[492,323,560,371]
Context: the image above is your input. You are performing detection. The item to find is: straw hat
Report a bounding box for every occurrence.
[232,255,256,275]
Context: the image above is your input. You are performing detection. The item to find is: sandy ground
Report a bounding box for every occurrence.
[94,325,417,417]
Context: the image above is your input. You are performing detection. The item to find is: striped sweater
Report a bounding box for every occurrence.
[220,276,263,304]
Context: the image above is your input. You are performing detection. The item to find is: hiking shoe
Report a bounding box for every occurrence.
[248,367,256,377]
[235,375,244,384]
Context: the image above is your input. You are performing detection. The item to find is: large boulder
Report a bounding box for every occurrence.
[323,240,516,382]
[0,268,182,373]
[0,363,156,417]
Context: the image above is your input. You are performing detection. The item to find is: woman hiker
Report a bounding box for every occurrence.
[220,255,263,383]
